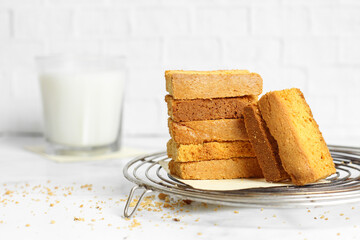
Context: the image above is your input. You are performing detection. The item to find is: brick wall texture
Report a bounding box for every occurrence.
[0,0,359,145]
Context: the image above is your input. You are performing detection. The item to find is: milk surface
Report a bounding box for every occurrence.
[40,71,124,148]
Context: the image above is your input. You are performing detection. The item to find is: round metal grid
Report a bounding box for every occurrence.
[123,145,360,217]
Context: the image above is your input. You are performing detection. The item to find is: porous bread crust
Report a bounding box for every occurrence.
[165,70,263,99]
[168,118,249,144]
[167,139,255,162]
[168,158,263,180]
[258,88,336,185]
[243,104,290,182]
[165,95,258,122]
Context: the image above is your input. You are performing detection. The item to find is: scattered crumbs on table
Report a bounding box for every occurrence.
[128,219,141,229]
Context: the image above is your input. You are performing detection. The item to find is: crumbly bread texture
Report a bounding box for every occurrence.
[165,70,263,99]
[243,104,290,182]
[168,158,263,180]
[258,88,336,185]
[168,118,249,144]
[165,95,258,122]
[167,139,255,162]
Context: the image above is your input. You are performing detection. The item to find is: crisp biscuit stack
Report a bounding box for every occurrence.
[165,70,264,180]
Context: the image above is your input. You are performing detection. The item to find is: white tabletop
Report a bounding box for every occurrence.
[0,136,359,240]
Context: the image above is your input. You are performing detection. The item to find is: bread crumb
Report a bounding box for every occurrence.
[346,217,349,220]
[50,203,54,207]
[234,211,239,214]
[340,213,344,216]
[201,203,208,208]
[74,217,85,222]
[307,210,311,213]
[80,204,83,208]
[173,218,180,222]
[182,199,192,205]
[5,190,13,195]
[50,220,55,224]
[163,203,171,208]
[320,215,325,219]
[25,224,30,227]
[337,233,340,236]
[197,232,202,236]
[129,219,141,229]
[158,193,168,200]
[257,226,261,229]
[91,219,96,222]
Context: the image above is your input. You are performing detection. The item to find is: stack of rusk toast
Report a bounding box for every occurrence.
[165,70,336,186]
[165,70,264,180]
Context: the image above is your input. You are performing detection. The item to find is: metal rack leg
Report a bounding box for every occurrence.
[123,185,152,218]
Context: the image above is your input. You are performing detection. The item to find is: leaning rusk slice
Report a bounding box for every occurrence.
[243,104,289,182]
[258,88,336,185]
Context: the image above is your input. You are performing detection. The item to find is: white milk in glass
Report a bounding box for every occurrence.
[38,56,125,155]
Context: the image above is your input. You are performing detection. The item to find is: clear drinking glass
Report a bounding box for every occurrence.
[37,55,126,156]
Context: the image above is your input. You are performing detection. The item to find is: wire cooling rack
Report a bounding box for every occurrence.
[123,145,360,218]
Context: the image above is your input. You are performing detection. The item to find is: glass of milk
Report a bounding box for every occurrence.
[37,55,126,156]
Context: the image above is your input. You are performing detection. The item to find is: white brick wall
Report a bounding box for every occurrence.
[0,0,359,146]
